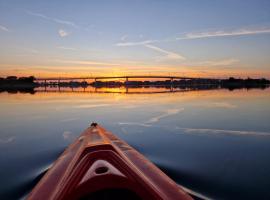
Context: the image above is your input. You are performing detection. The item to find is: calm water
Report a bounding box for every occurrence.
[0,88,270,199]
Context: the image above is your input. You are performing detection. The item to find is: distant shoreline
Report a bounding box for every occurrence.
[1,76,269,94]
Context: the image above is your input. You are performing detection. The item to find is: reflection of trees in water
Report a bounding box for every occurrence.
[36,85,220,94]
[0,88,36,94]
[0,84,263,94]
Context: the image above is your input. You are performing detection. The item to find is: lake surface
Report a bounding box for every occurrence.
[0,87,270,199]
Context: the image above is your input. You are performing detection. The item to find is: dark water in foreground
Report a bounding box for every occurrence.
[0,87,270,199]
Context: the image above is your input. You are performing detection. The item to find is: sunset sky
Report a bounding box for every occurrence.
[0,0,270,78]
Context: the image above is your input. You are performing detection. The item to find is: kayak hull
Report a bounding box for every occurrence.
[28,124,192,200]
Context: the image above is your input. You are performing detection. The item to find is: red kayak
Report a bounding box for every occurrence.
[28,123,193,200]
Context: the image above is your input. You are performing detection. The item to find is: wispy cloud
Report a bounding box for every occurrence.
[26,10,78,28]
[57,46,76,50]
[117,38,185,60]
[58,29,69,37]
[55,59,120,66]
[0,25,9,32]
[145,44,186,60]
[195,58,239,66]
[120,35,128,41]
[116,27,270,48]
[177,27,270,40]
[18,47,40,54]
[116,40,156,46]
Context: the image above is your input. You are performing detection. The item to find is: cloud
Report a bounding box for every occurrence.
[145,44,186,60]
[18,47,39,54]
[55,59,120,66]
[116,26,270,48]
[0,25,9,32]
[147,108,184,123]
[26,11,78,28]
[120,35,128,41]
[58,29,69,37]
[177,27,270,40]
[195,59,239,67]
[57,46,77,50]
[117,38,186,61]
[116,40,156,46]
[53,19,77,27]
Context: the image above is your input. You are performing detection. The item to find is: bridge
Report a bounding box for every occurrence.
[36,75,203,83]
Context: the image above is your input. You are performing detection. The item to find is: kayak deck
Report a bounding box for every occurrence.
[28,123,192,200]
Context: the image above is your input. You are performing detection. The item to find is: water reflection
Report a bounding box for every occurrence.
[35,86,217,94]
[0,88,270,199]
[1,83,269,95]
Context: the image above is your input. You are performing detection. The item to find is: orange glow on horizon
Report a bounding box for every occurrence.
[0,64,269,79]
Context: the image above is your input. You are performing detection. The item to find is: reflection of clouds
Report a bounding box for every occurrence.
[206,102,237,109]
[63,131,73,140]
[118,123,270,137]
[119,124,148,134]
[60,117,79,122]
[0,136,15,144]
[120,127,128,134]
[27,115,48,120]
[176,127,270,136]
[118,108,184,130]
[73,104,111,109]
[118,122,152,127]
[123,105,139,109]
[147,108,184,123]
[180,185,212,200]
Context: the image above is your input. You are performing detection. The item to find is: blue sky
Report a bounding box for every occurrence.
[0,0,270,78]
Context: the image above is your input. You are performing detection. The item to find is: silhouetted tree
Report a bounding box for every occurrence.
[6,76,17,80]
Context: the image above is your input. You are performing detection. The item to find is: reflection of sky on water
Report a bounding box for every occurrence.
[0,88,270,199]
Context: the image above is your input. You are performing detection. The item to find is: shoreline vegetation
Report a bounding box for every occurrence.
[1,75,269,94]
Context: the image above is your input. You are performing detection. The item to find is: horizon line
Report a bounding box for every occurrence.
[2,74,270,81]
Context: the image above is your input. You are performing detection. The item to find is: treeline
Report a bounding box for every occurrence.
[221,77,270,85]
[0,76,36,84]
[1,75,270,89]
[93,77,270,87]
[0,75,270,93]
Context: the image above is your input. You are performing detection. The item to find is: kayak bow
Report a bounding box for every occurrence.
[28,123,192,200]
